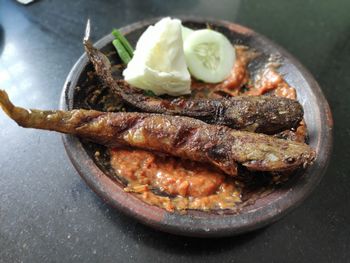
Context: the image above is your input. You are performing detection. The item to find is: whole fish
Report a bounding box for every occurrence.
[83,40,304,134]
[0,90,315,176]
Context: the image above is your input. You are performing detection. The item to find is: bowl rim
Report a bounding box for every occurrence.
[60,17,333,237]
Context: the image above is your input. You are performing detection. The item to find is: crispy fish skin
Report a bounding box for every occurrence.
[84,40,303,134]
[0,90,315,176]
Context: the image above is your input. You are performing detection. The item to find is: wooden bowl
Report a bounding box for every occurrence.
[60,17,333,237]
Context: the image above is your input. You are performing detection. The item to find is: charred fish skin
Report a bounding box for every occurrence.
[84,40,304,134]
[219,96,304,134]
[117,81,304,134]
[0,90,315,176]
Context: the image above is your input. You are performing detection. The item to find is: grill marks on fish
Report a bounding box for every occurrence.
[83,40,304,134]
[0,89,315,176]
[171,126,197,148]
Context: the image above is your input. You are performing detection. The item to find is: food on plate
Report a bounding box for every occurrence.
[84,39,303,134]
[122,17,191,96]
[181,26,194,42]
[0,18,317,212]
[112,28,134,61]
[184,29,236,83]
[0,90,314,177]
[112,38,132,64]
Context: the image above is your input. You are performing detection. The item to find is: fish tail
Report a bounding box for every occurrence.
[83,35,113,76]
[0,89,15,116]
[0,90,31,127]
[0,89,104,135]
[82,25,123,95]
[0,90,62,130]
[83,19,91,42]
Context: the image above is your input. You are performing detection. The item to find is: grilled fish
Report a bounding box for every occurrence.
[83,40,303,134]
[0,90,315,176]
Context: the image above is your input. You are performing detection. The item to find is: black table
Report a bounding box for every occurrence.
[0,0,349,262]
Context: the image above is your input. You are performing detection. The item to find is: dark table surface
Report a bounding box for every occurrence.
[0,0,349,262]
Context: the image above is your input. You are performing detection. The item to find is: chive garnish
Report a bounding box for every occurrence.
[112,29,134,57]
[112,39,131,64]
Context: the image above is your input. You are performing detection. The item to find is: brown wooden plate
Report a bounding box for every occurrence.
[60,17,333,237]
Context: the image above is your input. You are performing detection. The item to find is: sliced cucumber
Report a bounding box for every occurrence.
[181,26,194,42]
[184,29,235,83]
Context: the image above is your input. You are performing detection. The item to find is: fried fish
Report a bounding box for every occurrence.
[84,40,304,134]
[0,90,315,176]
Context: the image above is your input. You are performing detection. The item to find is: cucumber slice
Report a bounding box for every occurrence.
[181,26,194,42]
[184,29,235,83]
